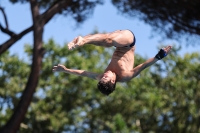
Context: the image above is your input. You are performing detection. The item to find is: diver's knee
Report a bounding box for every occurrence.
[104,33,113,44]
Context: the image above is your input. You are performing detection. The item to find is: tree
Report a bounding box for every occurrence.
[0,1,103,132]
[1,39,200,132]
[0,38,113,132]
[111,0,200,45]
[1,1,200,132]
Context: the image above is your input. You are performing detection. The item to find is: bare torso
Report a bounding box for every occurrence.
[105,46,135,82]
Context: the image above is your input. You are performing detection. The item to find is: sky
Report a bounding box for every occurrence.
[0,1,198,60]
[0,0,199,123]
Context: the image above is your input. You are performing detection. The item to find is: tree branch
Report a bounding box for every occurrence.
[40,0,72,24]
[0,7,17,36]
[0,23,16,36]
[0,7,9,29]
[0,0,71,55]
[0,26,33,54]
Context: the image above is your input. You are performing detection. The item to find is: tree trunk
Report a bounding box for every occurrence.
[0,1,44,132]
[0,0,71,55]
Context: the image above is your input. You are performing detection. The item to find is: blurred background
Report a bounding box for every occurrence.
[0,0,200,133]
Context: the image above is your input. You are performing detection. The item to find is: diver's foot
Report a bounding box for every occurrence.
[68,36,84,50]
[162,45,172,54]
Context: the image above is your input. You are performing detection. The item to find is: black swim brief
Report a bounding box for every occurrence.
[125,30,136,47]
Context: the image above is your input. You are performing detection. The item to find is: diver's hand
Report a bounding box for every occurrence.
[52,64,67,72]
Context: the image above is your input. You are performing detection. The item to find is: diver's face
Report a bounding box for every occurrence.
[101,71,116,84]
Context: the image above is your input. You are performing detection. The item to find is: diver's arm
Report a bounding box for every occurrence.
[52,64,100,80]
[129,57,158,79]
[129,45,172,79]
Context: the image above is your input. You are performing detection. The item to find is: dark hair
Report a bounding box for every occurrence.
[97,80,116,95]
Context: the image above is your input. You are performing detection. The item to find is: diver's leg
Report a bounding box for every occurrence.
[68,30,135,50]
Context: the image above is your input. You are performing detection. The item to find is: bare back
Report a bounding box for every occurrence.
[105,46,136,82]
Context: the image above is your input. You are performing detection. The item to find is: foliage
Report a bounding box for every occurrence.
[111,0,200,45]
[0,51,28,126]
[0,1,104,132]
[8,0,104,23]
[1,40,200,132]
[2,0,199,132]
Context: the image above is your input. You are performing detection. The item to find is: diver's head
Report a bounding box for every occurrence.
[97,71,116,95]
